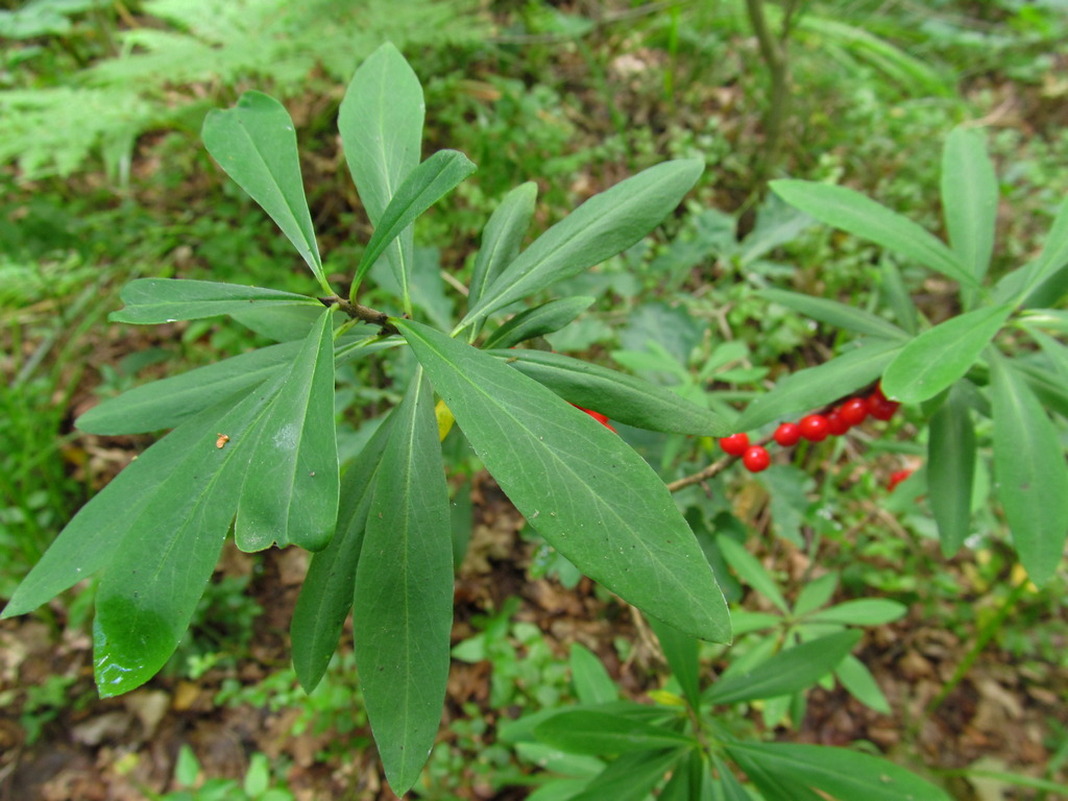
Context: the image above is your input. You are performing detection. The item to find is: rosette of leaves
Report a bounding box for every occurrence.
[2,43,733,795]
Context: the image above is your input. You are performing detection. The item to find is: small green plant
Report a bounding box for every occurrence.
[148,745,293,801]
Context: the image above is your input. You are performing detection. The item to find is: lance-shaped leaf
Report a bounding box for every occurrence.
[928,383,976,556]
[340,42,423,303]
[758,289,907,340]
[941,126,997,288]
[649,618,701,710]
[352,149,477,293]
[461,159,703,330]
[91,385,282,697]
[468,181,538,316]
[770,179,976,287]
[291,413,395,692]
[110,279,320,325]
[202,92,326,291]
[482,296,595,350]
[990,353,1068,585]
[881,304,1012,403]
[996,195,1068,308]
[353,373,453,796]
[235,309,339,552]
[398,319,731,642]
[736,339,903,431]
[534,710,695,754]
[571,749,688,801]
[726,742,953,801]
[487,348,732,435]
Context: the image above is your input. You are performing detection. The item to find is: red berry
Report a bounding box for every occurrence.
[742,446,771,472]
[887,469,913,491]
[839,397,870,426]
[773,422,802,447]
[868,392,900,421]
[798,414,830,442]
[720,433,750,456]
[826,410,850,436]
[572,404,617,432]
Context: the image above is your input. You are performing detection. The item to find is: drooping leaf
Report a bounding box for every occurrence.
[881,304,1012,403]
[770,179,975,287]
[398,319,730,642]
[488,348,732,435]
[735,339,902,433]
[109,279,319,325]
[941,126,997,289]
[352,149,477,292]
[534,710,695,755]
[353,373,453,795]
[482,296,596,350]
[202,92,326,291]
[291,413,395,692]
[927,383,976,556]
[725,742,953,801]
[339,42,423,305]
[990,353,1068,585]
[235,309,339,552]
[648,618,701,710]
[704,631,861,705]
[461,159,703,330]
[758,289,907,340]
[468,181,538,316]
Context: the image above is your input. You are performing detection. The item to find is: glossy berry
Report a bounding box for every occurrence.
[573,404,617,433]
[773,422,802,447]
[742,445,771,472]
[868,391,900,421]
[839,396,870,426]
[826,410,850,436]
[887,469,913,491]
[798,414,831,442]
[720,432,750,456]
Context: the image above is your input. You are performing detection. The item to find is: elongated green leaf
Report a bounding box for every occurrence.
[649,618,701,710]
[535,710,694,754]
[770,180,975,287]
[340,42,423,305]
[1025,325,1068,384]
[996,195,1068,307]
[483,296,595,350]
[705,631,860,705]
[77,340,301,435]
[836,654,890,714]
[469,181,538,315]
[398,320,730,642]
[793,573,838,617]
[92,386,282,697]
[728,750,825,801]
[710,753,752,801]
[736,339,902,432]
[235,309,339,552]
[759,289,907,340]
[353,149,476,291]
[990,353,1068,585]
[716,536,789,614]
[570,644,619,705]
[1020,309,1068,335]
[202,92,326,290]
[942,126,997,288]
[882,304,1012,403]
[927,383,976,556]
[725,742,953,801]
[353,373,453,795]
[488,348,732,435]
[806,599,907,626]
[462,159,703,329]
[109,279,319,325]
[291,414,395,692]
[571,749,687,801]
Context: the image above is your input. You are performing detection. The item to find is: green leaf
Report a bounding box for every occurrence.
[91,386,281,697]
[805,599,907,626]
[462,159,703,330]
[1025,325,1068,383]
[716,536,789,614]
[570,749,687,801]
[941,126,997,288]
[996,195,1068,307]
[535,710,694,755]
[1020,309,1068,336]
[398,320,730,642]
[648,618,702,710]
[736,339,902,431]
[469,181,538,317]
[770,180,975,287]
[202,92,326,292]
[710,753,752,801]
[725,742,953,801]
[352,372,453,795]
[879,259,920,334]
[836,654,890,714]
[881,304,1013,403]
[352,149,477,293]
[235,309,339,552]
[792,573,838,617]
[482,296,596,350]
[927,383,976,556]
[570,644,619,705]
[705,631,860,705]
[291,414,395,692]
[990,352,1068,585]
[758,289,907,340]
[339,42,423,306]
[109,279,319,325]
[489,348,732,435]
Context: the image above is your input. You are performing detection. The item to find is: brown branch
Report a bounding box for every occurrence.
[318,296,399,336]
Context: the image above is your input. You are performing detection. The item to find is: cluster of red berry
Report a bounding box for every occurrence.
[720,385,901,473]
